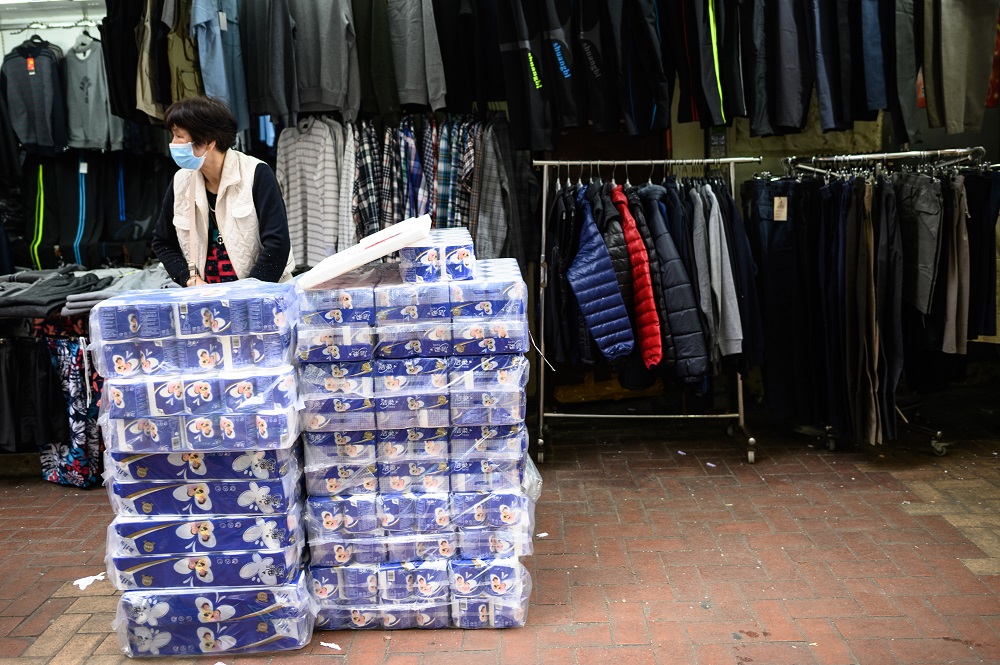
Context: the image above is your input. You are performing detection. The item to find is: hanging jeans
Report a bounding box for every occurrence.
[893,172,945,315]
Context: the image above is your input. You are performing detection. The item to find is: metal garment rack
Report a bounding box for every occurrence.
[781,146,987,456]
[533,156,763,464]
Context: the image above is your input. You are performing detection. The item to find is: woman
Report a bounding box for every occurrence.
[152,97,294,286]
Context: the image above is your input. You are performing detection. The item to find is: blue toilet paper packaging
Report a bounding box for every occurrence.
[450,390,526,426]
[449,354,529,390]
[399,228,476,282]
[415,531,459,561]
[458,527,533,559]
[342,495,380,534]
[119,613,313,657]
[376,493,415,532]
[110,542,303,590]
[387,535,419,563]
[450,425,528,457]
[375,273,450,322]
[138,339,180,376]
[316,599,451,630]
[148,380,187,416]
[378,561,448,601]
[117,570,311,627]
[249,332,293,368]
[304,463,378,497]
[107,448,298,482]
[316,604,381,630]
[451,319,529,356]
[102,342,143,378]
[374,358,450,393]
[183,379,223,415]
[296,325,375,362]
[175,297,238,338]
[104,418,182,454]
[227,335,257,370]
[450,459,522,493]
[94,303,141,341]
[304,438,377,467]
[311,534,387,567]
[137,303,176,340]
[305,495,349,537]
[450,598,492,629]
[301,397,377,432]
[297,266,378,325]
[413,493,451,532]
[375,322,453,358]
[337,564,381,600]
[178,337,225,374]
[108,505,303,556]
[109,475,300,517]
[104,380,152,419]
[375,392,450,430]
[449,275,527,319]
[450,492,490,528]
[299,362,374,400]
[378,459,450,494]
[378,427,449,460]
[449,558,524,598]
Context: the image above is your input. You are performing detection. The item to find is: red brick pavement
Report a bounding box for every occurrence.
[1,420,999,664]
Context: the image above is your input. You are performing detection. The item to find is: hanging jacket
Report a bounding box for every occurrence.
[643,184,708,381]
[612,186,662,368]
[626,186,674,366]
[497,0,554,150]
[618,0,672,135]
[541,0,585,128]
[575,0,622,132]
[567,187,634,361]
[588,182,633,315]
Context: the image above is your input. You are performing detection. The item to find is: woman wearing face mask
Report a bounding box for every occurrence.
[151,97,294,286]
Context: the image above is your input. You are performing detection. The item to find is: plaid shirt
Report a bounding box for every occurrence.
[471,122,510,259]
[466,122,483,238]
[449,119,467,227]
[379,125,401,229]
[401,118,422,219]
[457,121,477,228]
[434,120,452,228]
[420,115,437,219]
[338,122,357,251]
[352,123,380,238]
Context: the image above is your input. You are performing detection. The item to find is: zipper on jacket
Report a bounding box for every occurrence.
[73,154,86,265]
[31,164,44,270]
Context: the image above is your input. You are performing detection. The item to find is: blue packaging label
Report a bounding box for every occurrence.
[111,509,301,555]
[138,340,179,375]
[97,304,141,341]
[104,343,143,378]
[137,304,175,340]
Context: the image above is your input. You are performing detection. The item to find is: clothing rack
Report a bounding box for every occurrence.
[777,148,989,457]
[533,156,763,464]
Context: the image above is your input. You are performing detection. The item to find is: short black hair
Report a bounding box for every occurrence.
[163,97,237,152]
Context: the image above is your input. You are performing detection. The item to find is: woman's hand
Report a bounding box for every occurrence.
[186,276,207,287]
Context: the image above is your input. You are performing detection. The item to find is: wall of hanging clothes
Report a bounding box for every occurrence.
[276,112,533,271]
[742,154,1000,446]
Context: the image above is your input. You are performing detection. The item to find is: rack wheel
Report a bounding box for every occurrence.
[931,439,948,457]
[537,439,545,464]
[747,450,755,464]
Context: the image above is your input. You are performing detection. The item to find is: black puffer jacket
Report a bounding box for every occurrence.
[626,186,674,367]
[587,181,633,316]
[640,184,708,381]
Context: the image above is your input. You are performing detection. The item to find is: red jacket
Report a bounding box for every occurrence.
[612,186,662,368]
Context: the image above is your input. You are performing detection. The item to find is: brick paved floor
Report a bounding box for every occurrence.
[1,402,999,664]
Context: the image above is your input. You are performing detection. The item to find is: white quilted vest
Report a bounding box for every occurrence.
[172,149,295,282]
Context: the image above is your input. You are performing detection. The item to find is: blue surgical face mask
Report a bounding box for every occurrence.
[169,142,207,171]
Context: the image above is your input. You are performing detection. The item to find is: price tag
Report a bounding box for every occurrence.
[79,161,89,174]
[219,11,228,30]
[774,196,788,221]
[26,56,36,75]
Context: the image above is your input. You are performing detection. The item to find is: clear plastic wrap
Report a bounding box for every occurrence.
[378,427,450,460]
[105,448,299,482]
[310,559,531,630]
[107,541,305,590]
[297,265,379,326]
[90,281,298,378]
[448,272,527,319]
[299,361,375,400]
[107,505,304,556]
[301,397,377,432]
[101,407,300,453]
[374,322,453,358]
[101,367,297,419]
[296,324,375,362]
[107,473,302,517]
[451,318,529,356]
[398,228,477,283]
[114,571,315,656]
[374,272,450,322]
[373,358,450,429]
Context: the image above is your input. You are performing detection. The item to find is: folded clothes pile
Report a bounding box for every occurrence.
[61,266,177,317]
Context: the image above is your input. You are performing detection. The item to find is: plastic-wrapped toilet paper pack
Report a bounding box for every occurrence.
[450,458,523,493]
[296,324,375,362]
[106,448,299,482]
[101,369,297,419]
[399,228,477,283]
[303,431,378,467]
[450,425,529,457]
[449,390,527,427]
[297,266,378,326]
[448,272,527,319]
[108,504,304,556]
[374,358,450,393]
[451,318,529,356]
[118,613,314,657]
[373,358,450,429]
[378,427,450,460]
[304,463,378,496]
[117,570,313,626]
[90,280,297,347]
[376,459,450,494]
[316,598,451,630]
[107,474,301,517]
[374,322,452,358]
[108,541,304,590]
[300,396,377,432]
[299,362,374,400]
[449,355,529,390]
[375,272,450,322]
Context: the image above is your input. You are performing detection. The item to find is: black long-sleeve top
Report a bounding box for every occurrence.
[151,163,291,286]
